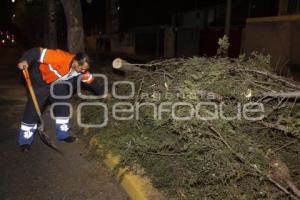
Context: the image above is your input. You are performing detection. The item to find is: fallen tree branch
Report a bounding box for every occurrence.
[253,80,282,87]
[257,121,300,142]
[145,151,187,157]
[257,98,288,121]
[248,80,276,92]
[231,68,300,90]
[207,122,300,200]
[258,121,296,136]
[135,76,145,102]
[274,140,297,152]
[263,92,300,99]
[288,181,300,199]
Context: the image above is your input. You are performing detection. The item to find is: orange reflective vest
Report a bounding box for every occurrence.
[38,48,94,84]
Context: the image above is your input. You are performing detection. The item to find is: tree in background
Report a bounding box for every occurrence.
[60,0,85,53]
[14,0,86,53]
[47,0,58,48]
[14,0,46,48]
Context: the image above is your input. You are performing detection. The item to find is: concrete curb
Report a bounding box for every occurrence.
[84,128,166,200]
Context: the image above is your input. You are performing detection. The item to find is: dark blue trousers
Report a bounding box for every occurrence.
[19,64,76,145]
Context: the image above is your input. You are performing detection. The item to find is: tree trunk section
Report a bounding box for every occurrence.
[112,58,147,72]
[48,0,57,48]
[60,0,85,53]
[278,0,289,16]
[225,0,232,36]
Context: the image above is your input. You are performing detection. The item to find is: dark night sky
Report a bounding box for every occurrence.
[0,0,227,30]
[0,0,280,34]
[81,0,106,34]
[0,0,105,33]
[0,1,12,30]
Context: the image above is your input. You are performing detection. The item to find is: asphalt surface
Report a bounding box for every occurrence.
[0,49,129,200]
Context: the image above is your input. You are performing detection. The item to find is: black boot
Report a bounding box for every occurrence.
[20,144,31,152]
[59,136,77,143]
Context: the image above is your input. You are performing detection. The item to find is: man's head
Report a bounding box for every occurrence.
[72,52,91,73]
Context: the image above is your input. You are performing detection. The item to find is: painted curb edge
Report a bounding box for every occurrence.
[84,128,166,200]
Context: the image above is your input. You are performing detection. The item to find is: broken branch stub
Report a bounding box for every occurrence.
[112,58,146,72]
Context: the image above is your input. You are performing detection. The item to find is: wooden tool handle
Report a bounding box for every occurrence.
[22,69,42,116]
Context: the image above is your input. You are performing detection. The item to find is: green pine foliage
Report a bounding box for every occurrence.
[84,53,300,199]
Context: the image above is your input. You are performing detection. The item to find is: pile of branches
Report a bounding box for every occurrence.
[86,53,300,199]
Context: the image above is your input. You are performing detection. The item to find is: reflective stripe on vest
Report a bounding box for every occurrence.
[48,64,62,78]
[40,48,47,63]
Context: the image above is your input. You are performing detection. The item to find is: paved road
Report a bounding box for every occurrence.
[0,49,128,200]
